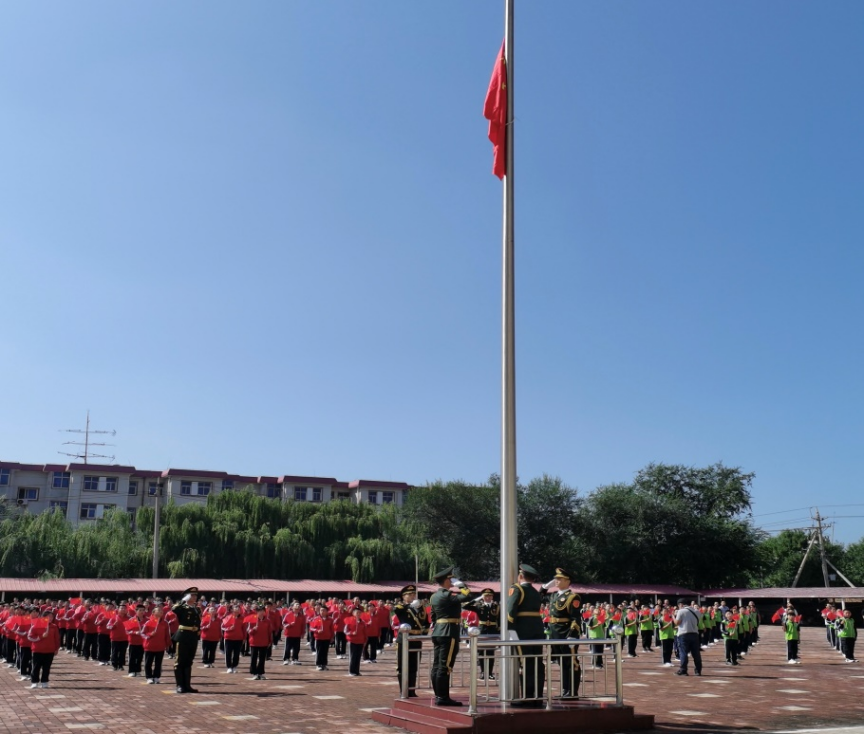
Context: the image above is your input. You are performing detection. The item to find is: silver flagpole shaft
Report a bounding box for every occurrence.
[499,0,519,704]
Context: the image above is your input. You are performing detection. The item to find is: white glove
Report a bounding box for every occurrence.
[410,599,422,609]
[542,579,557,590]
[451,579,464,588]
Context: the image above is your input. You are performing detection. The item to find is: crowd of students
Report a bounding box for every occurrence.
[0,593,858,691]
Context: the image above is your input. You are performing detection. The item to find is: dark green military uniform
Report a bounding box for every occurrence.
[430,567,471,706]
[172,587,202,693]
[462,588,500,679]
[546,568,582,698]
[392,584,428,697]
[507,564,545,704]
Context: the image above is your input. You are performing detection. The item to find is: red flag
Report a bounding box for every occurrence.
[771,608,783,624]
[597,610,606,624]
[794,614,802,623]
[484,42,508,179]
[582,610,591,620]
[611,612,621,622]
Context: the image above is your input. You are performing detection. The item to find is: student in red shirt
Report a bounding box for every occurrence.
[141,606,171,684]
[221,605,245,674]
[107,603,129,671]
[310,608,334,671]
[280,601,305,666]
[80,601,99,661]
[15,607,37,681]
[332,604,348,659]
[199,602,221,668]
[344,607,368,677]
[124,606,147,678]
[361,603,381,663]
[247,607,274,680]
[27,610,60,689]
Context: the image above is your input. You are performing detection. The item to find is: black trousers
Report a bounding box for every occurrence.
[841,637,856,660]
[282,637,301,662]
[144,650,165,679]
[724,638,738,664]
[128,645,144,674]
[31,652,54,683]
[174,637,198,690]
[677,632,702,674]
[110,640,128,669]
[661,637,674,664]
[517,644,544,699]
[626,634,637,655]
[334,632,347,656]
[83,633,98,660]
[97,633,111,662]
[250,646,267,675]
[224,639,242,670]
[364,636,378,660]
[349,642,364,675]
[19,647,32,676]
[75,629,85,654]
[640,629,653,650]
[551,643,579,697]
[315,639,330,668]
[396,640,421,693]
[431,637,460,701]
[201,640,218,665]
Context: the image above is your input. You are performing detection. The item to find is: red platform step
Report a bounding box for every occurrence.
[371,696,654,734]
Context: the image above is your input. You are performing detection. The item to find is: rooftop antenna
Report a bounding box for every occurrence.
[58,410,117,464]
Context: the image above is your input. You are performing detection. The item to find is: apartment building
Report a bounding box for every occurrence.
[0,461,410,527]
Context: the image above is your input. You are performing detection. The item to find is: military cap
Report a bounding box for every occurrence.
[432,566,455,583]
[554,568,573,581]
[400,585,417,596]
[183,587,199,595]
[481,588,494,596]
[519,564,540,581]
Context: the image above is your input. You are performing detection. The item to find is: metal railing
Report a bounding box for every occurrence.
[398,629,625,714]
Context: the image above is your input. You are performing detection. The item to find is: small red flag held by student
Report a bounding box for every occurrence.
[483,42,507,179]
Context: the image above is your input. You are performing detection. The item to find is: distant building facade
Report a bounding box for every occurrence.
[0,461,410,527]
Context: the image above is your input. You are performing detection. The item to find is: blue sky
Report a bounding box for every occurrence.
[2,2,863,543]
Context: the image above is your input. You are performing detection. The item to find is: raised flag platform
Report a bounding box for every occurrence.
[371,696,654,734]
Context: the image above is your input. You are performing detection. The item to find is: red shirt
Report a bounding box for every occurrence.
[344,617,367,645]
[200,613,222,642]
[247,617,273,647]
[282,611,305,638]
[310,616,334,641]
[221,615,245,642]
[124,617,146,646]
[28,621,61,654]
[141,618,171,652]
[16,617,35,648]
[107,612,129,642]
[361,611,380,636]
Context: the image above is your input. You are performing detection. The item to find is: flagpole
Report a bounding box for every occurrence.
[499,0,519,704]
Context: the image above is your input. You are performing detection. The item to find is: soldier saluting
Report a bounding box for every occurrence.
[172,587,201,694]
[392,584,428,698]
[429,567,471,707]
[461,588,500,681]
[543,567,581,699]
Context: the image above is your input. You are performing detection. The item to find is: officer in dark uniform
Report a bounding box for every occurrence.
[462,588,500,680]
[429,566,471,706]
[171,587,202,694]
[507,563,545,707]
[392,584,428,698]
[544,567,581,698]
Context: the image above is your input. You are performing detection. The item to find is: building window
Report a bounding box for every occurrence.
[49,500,68,516]
[181,481,210,496]
[312,487,322,502]
[334,491,351,501]
[148,482,159,496]
[52,472,71,488]
[293,487,307,501]
[367,491,378,505]
[0,469,9,486]
[83,476,99,491]
[128,481,138,495]
[105,477,118,492]
[222,480,234,492]
[80,502,115,519]
[266,483,281,499]
[382,491,394,504]
[17,487,39,502]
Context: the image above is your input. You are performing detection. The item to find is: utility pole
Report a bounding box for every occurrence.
[791,508,856,588]
[59,410,117,463]
[814,510,831,588]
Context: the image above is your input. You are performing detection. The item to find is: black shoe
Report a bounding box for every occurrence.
[694,672,701,677]
[674,670,688,676]
[176,687,185,694]
[407,691,419,698]
[435,698,463,707]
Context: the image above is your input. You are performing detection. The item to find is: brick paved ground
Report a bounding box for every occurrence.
[1,625,862,733]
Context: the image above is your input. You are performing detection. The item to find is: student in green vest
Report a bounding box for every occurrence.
[721,610,739,665]
[639,608,654,652]
[838,609,858,663]
[748,602,760,645]
[784,614,801,664]
[586,605,606,669]
[658,609,676,667]
[623,606,639,658]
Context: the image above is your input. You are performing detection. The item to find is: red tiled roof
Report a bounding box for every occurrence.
[42,464,67,472]
[162,469,228,479]
[4,463,43,472]
[67,463,137,473]
[348,480,411,489]
[332,482,350,489]
[257,476,279,485]
[699,587,864,600]
[278,476,338,485]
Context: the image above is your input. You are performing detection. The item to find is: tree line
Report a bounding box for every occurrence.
[1,462,862,588]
